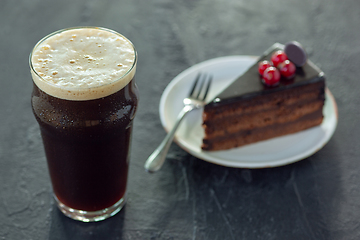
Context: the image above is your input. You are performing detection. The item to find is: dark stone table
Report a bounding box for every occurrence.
[1,0,359,239]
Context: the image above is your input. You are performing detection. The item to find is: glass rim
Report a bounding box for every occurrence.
[29,26,137,91]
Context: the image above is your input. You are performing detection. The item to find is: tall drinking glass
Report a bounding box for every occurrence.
[30,27,138,222]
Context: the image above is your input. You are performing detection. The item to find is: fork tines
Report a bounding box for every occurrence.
[190,73,212,101]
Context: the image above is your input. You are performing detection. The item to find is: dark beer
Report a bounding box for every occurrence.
[32,79,138,211]
[30,27,138,221]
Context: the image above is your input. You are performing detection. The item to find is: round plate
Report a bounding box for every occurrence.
[159,56,338,168]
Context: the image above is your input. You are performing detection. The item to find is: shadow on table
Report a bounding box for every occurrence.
[48,205,126,240]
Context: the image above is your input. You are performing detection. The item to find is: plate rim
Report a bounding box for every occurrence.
[159,55,338,168]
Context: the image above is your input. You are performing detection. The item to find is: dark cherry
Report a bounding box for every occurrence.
[278,60,296,78]
[271,50,288,67]
[258,60,272,76]
[262,67,280,86]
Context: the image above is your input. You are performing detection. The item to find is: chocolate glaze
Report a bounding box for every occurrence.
[206,43,325,108]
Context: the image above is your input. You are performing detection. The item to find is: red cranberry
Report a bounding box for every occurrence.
[278,60,296,78]
[258,60,272,75]
[262,67,281,86]
[271,50,288,67]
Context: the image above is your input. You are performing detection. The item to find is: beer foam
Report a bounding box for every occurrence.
[30,27,136,100]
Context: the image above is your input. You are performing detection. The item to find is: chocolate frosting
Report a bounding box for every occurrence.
[208,43,325,107]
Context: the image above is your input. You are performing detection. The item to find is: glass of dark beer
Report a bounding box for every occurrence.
[30,27,138,222]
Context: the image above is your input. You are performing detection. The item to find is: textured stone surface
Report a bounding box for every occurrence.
[0,0,359,239]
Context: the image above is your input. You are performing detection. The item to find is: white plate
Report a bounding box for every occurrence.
[159,56,338,168]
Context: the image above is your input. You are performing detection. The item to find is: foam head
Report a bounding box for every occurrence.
[30,27,137,100]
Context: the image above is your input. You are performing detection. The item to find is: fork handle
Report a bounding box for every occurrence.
[144,105,194,172]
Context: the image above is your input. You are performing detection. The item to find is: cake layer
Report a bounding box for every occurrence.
[204,99,324,139]
[202,108,323,151]
[203,80,325,121]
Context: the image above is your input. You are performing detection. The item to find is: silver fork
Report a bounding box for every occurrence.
[144,73,212,173]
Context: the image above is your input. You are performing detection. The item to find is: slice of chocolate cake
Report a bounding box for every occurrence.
[202,43,325,151]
